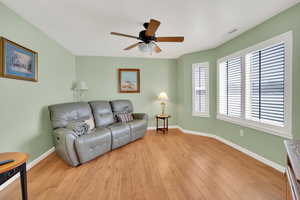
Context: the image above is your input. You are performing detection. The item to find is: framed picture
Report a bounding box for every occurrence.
[118,68,140,93]
[0,37,38,82]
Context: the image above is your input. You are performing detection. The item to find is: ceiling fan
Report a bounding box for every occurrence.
[110,19,184,53]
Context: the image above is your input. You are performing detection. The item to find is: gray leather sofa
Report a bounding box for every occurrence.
[48,100,148,166]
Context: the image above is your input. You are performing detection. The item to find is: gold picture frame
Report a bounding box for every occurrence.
[0,37,38,82]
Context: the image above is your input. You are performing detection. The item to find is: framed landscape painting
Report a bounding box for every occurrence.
[118,68,140,93]
[0,38,38,82]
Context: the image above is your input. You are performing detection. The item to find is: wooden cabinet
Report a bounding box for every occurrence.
[285,140,300,200]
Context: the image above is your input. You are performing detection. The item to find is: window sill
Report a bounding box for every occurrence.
[192,112,210,118]
[216,114,292,139]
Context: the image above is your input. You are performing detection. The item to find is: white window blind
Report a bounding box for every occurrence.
[246,43,285,126]
[192,63,209,117]
[218,57,242,118]
[217,31,292,138]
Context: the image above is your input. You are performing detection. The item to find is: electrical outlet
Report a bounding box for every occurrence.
[240,129,244,136]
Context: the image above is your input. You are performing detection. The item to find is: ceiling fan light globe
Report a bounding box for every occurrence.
[138,43,150,53]
[138,42,156,53]
[149,42,156,49]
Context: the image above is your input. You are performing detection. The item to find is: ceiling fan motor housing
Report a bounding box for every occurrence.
[139,30,155,44]
[143,22,149,29]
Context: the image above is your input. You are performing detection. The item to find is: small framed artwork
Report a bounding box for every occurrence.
[118,68,140,93]
[0,37,38,82]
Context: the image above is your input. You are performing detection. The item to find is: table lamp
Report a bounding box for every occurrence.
[158,92,168,115]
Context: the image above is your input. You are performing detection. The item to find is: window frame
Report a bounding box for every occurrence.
[217,31,293,139]
[192,62,210,117]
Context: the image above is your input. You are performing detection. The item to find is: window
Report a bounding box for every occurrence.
[217,31,292,138]
[192,62,209,117]
[245,43,285,126]
[219,57,242,118]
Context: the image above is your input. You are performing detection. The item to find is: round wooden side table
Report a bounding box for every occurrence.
[0,152,29,200]
[156,115,171,134]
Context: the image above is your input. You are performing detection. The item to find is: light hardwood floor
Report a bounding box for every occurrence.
[0,129,285,200]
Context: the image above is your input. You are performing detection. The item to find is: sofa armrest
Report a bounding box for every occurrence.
[132,113,148,121]
[53,128,80,166]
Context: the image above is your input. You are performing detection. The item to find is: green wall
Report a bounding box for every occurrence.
[177,50,217,134]
[0,3,76,162]
[177,3,300,165]
[2,0,300,167]
[75,56,177,127]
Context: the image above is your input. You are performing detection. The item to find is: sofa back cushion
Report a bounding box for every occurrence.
[110,100,133,117]
[48,102,93,129]
[89,101,114,127]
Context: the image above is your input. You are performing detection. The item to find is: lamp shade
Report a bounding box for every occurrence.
[74,81,88,91]
[158,92,168,101]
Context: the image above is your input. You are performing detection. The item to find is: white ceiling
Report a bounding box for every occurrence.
[1,0,299,58]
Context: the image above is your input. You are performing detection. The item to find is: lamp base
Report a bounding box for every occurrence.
[160,102,166,115]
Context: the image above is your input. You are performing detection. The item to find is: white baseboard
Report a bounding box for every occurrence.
[177,127,285,173]
[177,126,215,138]
[0,147,55,191]
[147,125,179,130]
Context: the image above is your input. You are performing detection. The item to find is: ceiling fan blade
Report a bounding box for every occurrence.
[111,32,139,39]
[156,37,184,42]
[145,19,161,37]
[124,42,142,50]
[153,43,162,53]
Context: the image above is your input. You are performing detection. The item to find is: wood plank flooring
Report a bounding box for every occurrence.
[0,129,285,200]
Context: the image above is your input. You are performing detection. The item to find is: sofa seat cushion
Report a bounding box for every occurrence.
[75,128,111,163]
[127,119,147,131]
[108,123,131,149]
[127,119,147,141]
